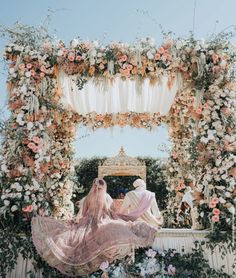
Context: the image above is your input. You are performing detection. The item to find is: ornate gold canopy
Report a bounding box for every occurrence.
[98,147,146,181]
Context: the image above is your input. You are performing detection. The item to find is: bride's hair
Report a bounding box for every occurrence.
[82,178,109,229]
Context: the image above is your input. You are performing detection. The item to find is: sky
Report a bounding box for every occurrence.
[0,0,235,158]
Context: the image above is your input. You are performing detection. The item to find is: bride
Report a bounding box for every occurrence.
[31,178,157,276]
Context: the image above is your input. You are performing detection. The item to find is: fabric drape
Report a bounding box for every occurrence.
[58,70,182,116]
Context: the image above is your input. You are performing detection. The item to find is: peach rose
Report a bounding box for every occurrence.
[30,69,36,77]
[221,107,231,116]
[127,64,133,71]
[212,215,219,222]
[18,63,25,70]
[158,47,165,54]
[121,55,127,62]
[40,65,47,73]
[155,52,161,60]
[228,167,236,177]
[212,54,219,64]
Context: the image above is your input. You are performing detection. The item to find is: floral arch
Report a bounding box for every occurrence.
[0,25,235,276]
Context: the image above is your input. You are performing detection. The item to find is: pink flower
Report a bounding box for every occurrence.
[40,65,47,73]
[32,136,41,144]
[127,64,133,71]
[212,215,219,222]
[172,152,177,159]
[40,72,45,78]
[121,55,127,62]
[99,261,109,271]
[76,55,82,61]
[212,54,219,64]
[196,107,202,115]
[30,70,36,77]
[209,202,216,209]
[211,197,219,204]
[22,204,33,213]
[145,248,157,258]
[167,264,176,275]
[32,146,40,153]
[18,63,25,71]
[212,208,220,215]
[26,63,33,69]
[123,69,130,77]
[27,142,36,150]
[68,53,75,62]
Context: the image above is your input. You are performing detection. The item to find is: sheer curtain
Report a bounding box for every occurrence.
[58,70,183,116]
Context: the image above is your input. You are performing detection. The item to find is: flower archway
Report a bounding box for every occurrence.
[0,25,235,275]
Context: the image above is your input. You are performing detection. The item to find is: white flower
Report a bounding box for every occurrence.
[145,249,157,258]
[57,49,64,56]
[4,200,10,206]
[16,185,23,192]
[25,71,31,78]
[219,197,226,204]
[225,192,231,198]
[11,205,18,212]
[1,164,8,172]
[228,205,235,214]
[200,137,208,144]
[71,39,79,48]
[27,122,34,130]
[176,40,183,49]
[147,50,154,59]
[9,68,15,74]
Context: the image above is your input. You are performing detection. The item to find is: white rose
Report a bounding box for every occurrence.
[71,39,79,48]
[228,205,235,214]
[57,49,64,57]
[147,50,154,60]
[225,192,231,198]
[4,200,10,206]
[25,71,31,78]
[27,122,34,130]
[16,185,23,192]
[11,205,18,212]
[219,197,226,204]
[1,164,8,172]
[9,68,15,74]
[176,40,183,49]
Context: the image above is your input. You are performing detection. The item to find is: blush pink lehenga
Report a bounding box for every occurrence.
[31,178,157,277]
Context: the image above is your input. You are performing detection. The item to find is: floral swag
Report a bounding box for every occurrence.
[0,25,235,252]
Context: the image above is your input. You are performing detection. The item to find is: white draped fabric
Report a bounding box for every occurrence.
[58,70,182,116]
[7,229,233,277]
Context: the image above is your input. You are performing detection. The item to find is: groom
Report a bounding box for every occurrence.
[120,179,163,228]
